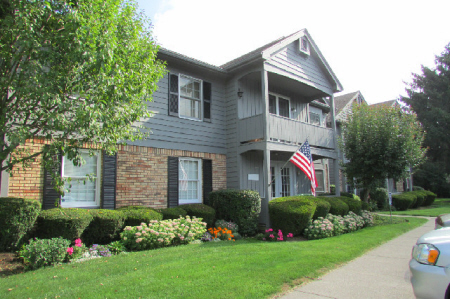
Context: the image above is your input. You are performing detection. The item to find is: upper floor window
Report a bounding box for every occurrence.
[61,151,101,208]
[309,106,323,126]
[269,93,290,118]
[168,73,211,122]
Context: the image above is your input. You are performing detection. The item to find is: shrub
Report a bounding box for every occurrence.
[411,190,426,208]
[370,188,388,210]
[320,197,349,216]
[208,189,261,236]
[117,206,163,227]
[268,197,316,236]
[413,186,425,191]
[422,190,437,206]
[120,216,206,251]
[360,210,374,227]
[19,237,71,270]
[215,219,239,233]
[342,212,365,233]
[339,196,362,215]
[82,209,125,245]
[107,241,127,255]
[66,238,88,261]
[35,208,93,240]
[392,193,415,210]
[311,197,331,219]
[326,214,346,236]
[303,217,334,240]
[257,228,294,241]
[178,204,216,227]
[0,197,41,251]
[158,207,187,220]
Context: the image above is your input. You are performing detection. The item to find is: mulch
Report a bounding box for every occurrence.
[0,252,25,277]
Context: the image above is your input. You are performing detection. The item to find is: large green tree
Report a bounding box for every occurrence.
[340,104,426,200]
[0,0,165,188]
[402,44,450,196]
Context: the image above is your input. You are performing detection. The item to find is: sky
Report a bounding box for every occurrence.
[136,0,450,104]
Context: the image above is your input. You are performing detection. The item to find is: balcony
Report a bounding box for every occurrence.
[238,114,335,149]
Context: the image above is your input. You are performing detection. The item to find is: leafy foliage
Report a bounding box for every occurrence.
[340,104,426,198]
[0,197,41,251]
[0,0,165,193]
[35,208,93,240]
[18,237,71,270]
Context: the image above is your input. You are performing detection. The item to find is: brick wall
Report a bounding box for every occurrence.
[115,145,227,209]
[7,140,227,209]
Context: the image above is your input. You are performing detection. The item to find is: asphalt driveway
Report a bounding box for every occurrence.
[276,217,435,299]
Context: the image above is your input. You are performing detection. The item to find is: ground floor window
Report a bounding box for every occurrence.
[61,151,101,208]
[179,158,202,204]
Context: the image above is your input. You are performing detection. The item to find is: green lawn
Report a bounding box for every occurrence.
[1,217,426,299]
[381,198,450,217]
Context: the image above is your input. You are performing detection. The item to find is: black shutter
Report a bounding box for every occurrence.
[167,157,179,208]
[42,151,62,210]
[101,151,117,210]
[203,82,211,122]
[202,159,212,205]
[168,73,179,117]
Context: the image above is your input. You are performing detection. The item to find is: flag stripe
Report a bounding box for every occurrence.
[289,140,317,196]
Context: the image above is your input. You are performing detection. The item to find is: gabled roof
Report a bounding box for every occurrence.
[327,91,366,124]
[370,99,399,108]
[221,29,343,93]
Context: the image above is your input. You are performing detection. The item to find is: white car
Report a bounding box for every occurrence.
[410,227,450,299]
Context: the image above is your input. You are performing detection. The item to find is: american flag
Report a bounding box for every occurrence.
[290,140,318,196]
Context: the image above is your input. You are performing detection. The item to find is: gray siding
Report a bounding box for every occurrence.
[131,68,227,155]
[266,41,334,95]
[225,79,240,190]
[240,151,265,196]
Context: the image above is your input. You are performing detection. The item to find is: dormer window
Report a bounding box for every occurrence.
[299,36,310,56]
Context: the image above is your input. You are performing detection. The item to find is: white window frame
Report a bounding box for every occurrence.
[179,157,202,204]
[61,150,101,208]
[179,74,203,121]
[269,93,291,118]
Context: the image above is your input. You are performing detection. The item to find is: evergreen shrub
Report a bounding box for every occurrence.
[392,193,415,210]
[158,207,187,220]
[339,196,362,214]
[82,209,125,245]
[422,190,437,206]
[0,197,41,251]
[411,190,426,208]
[178,203,216,227]
[117,206,163,227]
[319,197,349,216]
[370,188,388,210]
[208,189,261,235]
[268,196,316,236]
[36,208,93,240]
[311,197,331,219]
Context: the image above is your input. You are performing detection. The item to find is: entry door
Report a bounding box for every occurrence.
[270,162,293,198]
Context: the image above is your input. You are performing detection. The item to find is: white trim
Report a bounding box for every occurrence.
[61,150,101,208]
[178,74,203,121]
[178,157,202,204]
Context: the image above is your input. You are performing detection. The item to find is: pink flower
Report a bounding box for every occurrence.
[269,234,275,238]
[67,247,74,255]
[265,228,273,233]
[287,233,293,238]
[74,238,82,247]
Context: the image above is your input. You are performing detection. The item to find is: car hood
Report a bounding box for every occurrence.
[417,227,450,266]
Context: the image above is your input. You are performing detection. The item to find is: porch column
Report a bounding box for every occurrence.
[330,94,340,196]
[260,68,271,226]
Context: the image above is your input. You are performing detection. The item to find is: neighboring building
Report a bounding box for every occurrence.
[2,29,343,225]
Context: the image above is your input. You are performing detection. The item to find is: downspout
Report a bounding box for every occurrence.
[330,94,340,196]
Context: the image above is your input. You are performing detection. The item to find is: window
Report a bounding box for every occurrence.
[315,169,324,193]
[179,158,202,204]
[299,36,310,56]
[269,93,290,118]
[309,112,321,126]
[61,151,101,208]
[168,73,211,122]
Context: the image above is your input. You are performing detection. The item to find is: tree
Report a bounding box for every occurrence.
[340,104,426,200]
[0,0,165,190]
[402,44,450,196]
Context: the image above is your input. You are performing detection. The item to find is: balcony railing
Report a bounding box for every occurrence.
[238,114,335,149]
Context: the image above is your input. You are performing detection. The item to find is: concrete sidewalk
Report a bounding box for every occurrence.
[277,217,435,299]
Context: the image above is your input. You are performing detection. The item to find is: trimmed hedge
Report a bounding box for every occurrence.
[268,197,316,236]
[82,209,125,245]
[319,197,349,216]
[178,203,216,228]
[311,197,331,219]
[411,191,426,208]
[422,190,437,206]
[117,206,163,227]
[370,188,388,210]
[208,189,261,236]
[158,207,188,220]
[0,197,41,251]
[36,208,93,240]
[392,193,415,211]
[339,196,362,215]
